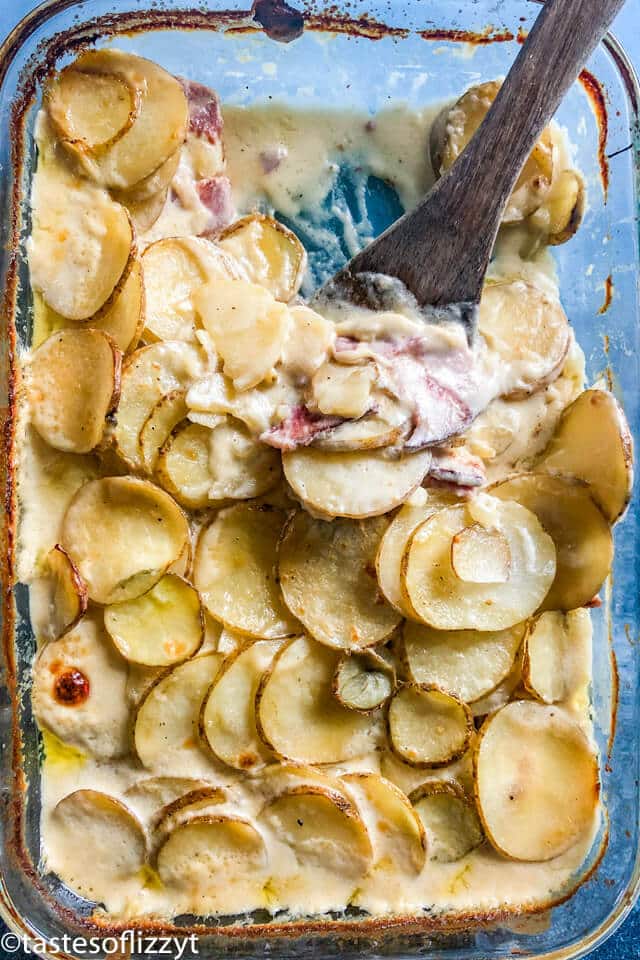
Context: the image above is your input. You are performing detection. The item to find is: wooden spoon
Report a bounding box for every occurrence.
[317,0,625,335]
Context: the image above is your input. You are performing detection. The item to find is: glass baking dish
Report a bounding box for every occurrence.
[0,0,639,957]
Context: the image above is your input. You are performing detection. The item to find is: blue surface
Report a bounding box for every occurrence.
[0,1,638,957]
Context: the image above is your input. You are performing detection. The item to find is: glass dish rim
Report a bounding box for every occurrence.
[0,2,639,958]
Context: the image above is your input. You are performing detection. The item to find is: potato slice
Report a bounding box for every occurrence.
[49,50,188,191]
[61,476,189,604]
[491,474,612,610]
[134,652,223,772]
[283,447,432,520]
[155,421,213,509]
[153,786,227,847]
[260,786,372,877]
[280,304,334,378]
[402,495,556,631]
[479,282,570,400]
[124,187,168,234]
[333,649,395,712]
[28,328,121,454]
[29,171,134,321]
[341,772,426,874]
[32,614,130,759]
[375,491,458,615]
[409,781,483,863]
[312,361,376,419]
[200,639,282,771]
[470,650,524,718]
[92,258,145,354]
[41,544,88,641]
[538,389,633,523]
[220,213,306,301]
[104,574,203,667]
[529,169,585,245]
[141,237,236,342]
[124,776,213,823]
[314,411,409,453]
[279,513,400,651]
[46,65,138,151]
[194,504,297,639]
[522,609,592,704]
[114,340,207,470]
[430,80,553,222]
[139,389,188,474]
[474,700,599,860]
[451,523,511,584]
[194,276,290,390]
[402,621,523,704]
[256,635,381,763]
[49,791,146,904]
[388,684,473,768]
[117,147,181,204]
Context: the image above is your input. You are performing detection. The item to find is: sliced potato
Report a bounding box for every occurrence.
[256,635,381,763]
[104,574,203,667]
[260,785,371,877]
[431,80,553,222]
[279,513,400,651]
[40,544,88,641]
[375,491,458,615]
[123,187,168,234]
[409,781,483,863]
[529,168,585,245]
[479,282,570,399]
[117,147,181,204]
[451,523,511,584]
[194,276,290,390]
[32,614,130,759]
[280,304,334,377]
[333,649,395,712]
[311,361,376,420]
[124,776,213,823]
[114,340,207,470]
[28,328,121,454]
[50,790,146,903]
[220,214,306,302]
[402,620,523,704]
[491,474,613,610]
[194,503,297,639]
[49,50,188,191]
[341,772,426,874]
[388,683,473,768]
[402,494,556,631]
[470,650,524,718]
[314,410,409,453]
[538,389,633,523]
[134,652,223,771]
[200,639,282,771]
[61,477,189,604]
[186,369,298,436]
[153,786,227,845]
[92,258,145,354]
[155,421,213,509]
[283,447,432,519]
[258,761,349,801]
[46,65,138,151]
[474,700,599,861]
[522,609,592,704]
[139,389,188,474]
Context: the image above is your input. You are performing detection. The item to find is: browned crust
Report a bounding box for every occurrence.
[387,682,474,769]
[598,273,614,315]
[579,69,609,200]
[418,27,515,44]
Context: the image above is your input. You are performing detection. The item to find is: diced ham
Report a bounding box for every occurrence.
[179,79,224,145]
[196,176,235,237]
[261,405,343,451]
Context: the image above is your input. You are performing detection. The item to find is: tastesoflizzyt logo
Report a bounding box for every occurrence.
[0,930,200,958]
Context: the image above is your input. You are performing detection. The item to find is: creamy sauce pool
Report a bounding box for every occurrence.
[18,100,598,921]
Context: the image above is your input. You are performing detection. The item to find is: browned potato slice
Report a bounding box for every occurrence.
[46,66,138,151]
[256,635,381,763]
[529,169,585,245]
[479,282,570,399]
[375,491,459,615]
[341,772,427,874]
[194,504,297,639]
[200,639,283,771]
[104,574,203,667]
[283,448,432,520]
[92,258,145,354]
[124,776,213,823]
[522,608,592,704]
[430,80,553,222]
[50,791,146,904]
[28,328,121,454]
[32,614,130,759]
[260,785,372,877]
[41,544,88,641]
[152,786,227,847]
[134,652,223,772]
[491,473,613,610]
[451,523,511,584]
[409,781,483,863]
[139,389,188,474]
[474,701,599,860]
[402,495,556,631]
[402,620,523,704]
[48,50,188,191]
[114,340,207,470]
[259,762,350,801]
[314,409,409,452]
[538,389,633,523]
[279,512,400,651]
[220,213,306,301]
[123,187,168,234]
[333,649,395,712]
[60,477,189,604]
[388,683,473,768]
[155,421,212,509]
